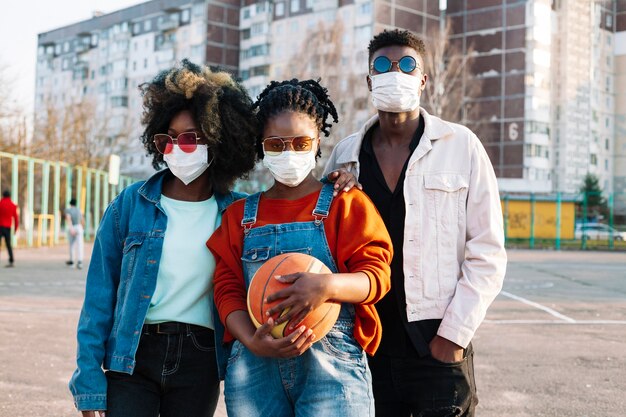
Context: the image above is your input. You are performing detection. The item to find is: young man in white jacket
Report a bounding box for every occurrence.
[324,29,507,417]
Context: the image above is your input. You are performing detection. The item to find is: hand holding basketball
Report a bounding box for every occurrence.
[248,317,316,358]
[266,271,333,331]
[247,253,340,341]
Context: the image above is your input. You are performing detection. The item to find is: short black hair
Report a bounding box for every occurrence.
[2,190,10,198]
[253,78,339,160]
[368,29,426,62]
[140,59,258,193]
[69,198,77,206]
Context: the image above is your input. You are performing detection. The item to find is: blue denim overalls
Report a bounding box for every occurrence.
[224,183,374,417]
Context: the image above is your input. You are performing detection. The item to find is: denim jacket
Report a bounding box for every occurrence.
[69,169,244,411]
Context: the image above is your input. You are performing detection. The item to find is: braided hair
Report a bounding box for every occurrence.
[253,78,339,159]
[140,59,258,193]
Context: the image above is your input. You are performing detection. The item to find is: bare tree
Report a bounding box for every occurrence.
[285,20,368,156]
[422,19,482,125]
[31,97,133,170]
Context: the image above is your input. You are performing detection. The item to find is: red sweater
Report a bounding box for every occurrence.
[0,197,18,231]
[207,188,393,355]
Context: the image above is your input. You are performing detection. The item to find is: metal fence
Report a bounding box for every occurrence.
[502,192,626,251]
[0,151,136,248]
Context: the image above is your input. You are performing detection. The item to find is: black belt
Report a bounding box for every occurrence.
[142,321,211,335]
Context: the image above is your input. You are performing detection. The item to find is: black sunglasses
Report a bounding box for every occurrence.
[370,55,419,74]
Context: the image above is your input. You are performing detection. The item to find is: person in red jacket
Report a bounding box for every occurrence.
[0,190,19,267]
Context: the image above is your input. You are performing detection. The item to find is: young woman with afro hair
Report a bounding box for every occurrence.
[70,60,258,417]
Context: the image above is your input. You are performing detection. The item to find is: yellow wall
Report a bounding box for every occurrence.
[502,199,576,239]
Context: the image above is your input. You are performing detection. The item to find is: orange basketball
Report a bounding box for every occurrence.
[247,253,340,340]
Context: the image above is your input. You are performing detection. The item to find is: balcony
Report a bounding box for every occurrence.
[157,17,179,32]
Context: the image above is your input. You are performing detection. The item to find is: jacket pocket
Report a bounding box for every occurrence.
[422,174,469,298]
[241,247,271,285]
[120,235,145,282]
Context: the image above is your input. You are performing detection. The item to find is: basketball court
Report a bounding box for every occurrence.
[0,245,624,416]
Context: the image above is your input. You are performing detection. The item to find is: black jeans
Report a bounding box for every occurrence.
[0,227,13,264]
[368,344,477,417]
[106,323,220,417]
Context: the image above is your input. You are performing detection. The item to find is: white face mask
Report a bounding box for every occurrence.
[370,72,422,113]
[164,144,212,185]
[262,150,316,187]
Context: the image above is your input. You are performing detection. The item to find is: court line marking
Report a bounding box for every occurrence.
[499,291,577,323]
[484,319,626,325]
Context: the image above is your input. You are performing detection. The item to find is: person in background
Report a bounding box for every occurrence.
[69,59,258,417]
[324,29,507,416]
[65,198,85,270]
[0,190,18,267]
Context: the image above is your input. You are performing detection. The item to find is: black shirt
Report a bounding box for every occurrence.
[358,117,440,357]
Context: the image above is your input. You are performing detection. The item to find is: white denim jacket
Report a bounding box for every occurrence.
[323,108,507,348]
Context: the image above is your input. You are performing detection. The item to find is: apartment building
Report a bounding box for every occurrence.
[35,0,625,207]
[35,0,240,178]
[615,2,626,215]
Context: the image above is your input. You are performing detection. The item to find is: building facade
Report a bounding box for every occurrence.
[35,0,240,178]
[35,0,625,214]
[614,2,626,215]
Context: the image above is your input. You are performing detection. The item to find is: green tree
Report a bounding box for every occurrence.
[579,173,607,220]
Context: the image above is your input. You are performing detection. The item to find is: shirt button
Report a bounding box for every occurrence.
[251,252,258,260]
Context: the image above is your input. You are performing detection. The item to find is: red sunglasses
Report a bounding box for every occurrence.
[153,132,205,154]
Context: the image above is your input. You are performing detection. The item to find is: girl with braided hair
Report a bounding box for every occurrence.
[69,60,258,417]
[208,78,393,417]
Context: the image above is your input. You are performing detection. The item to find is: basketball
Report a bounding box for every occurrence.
[247,253,341,340]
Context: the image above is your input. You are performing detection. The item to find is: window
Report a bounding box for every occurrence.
[275,2,285,16]
[590,154,597,165]
[243,7,251,19]
[606,14,613,28]
[121,22,128,32]
[242,44,269,58]
[359,2,372,14]
[181,9,190,23]
[191,44,203,56]
[144,20,152,31]
[241,69,250,80]
[242,29,251,40]
[132,61,137,71]
[251,22,266,36]
[111,97,128,108]
[144,58,148,68]
[251,65,269,77]
[256,3,266,13]
[291,0,300,13]
[306,0,313,8]
[63,41,70,53]
[605,159,609,170]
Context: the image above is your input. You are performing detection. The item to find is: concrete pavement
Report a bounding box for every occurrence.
[0,244,625,416]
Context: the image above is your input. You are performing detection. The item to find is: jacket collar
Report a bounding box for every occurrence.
[336,107,454,165]
[137,169,237,213]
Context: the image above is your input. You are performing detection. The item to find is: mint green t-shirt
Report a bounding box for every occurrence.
[145,194,220,329]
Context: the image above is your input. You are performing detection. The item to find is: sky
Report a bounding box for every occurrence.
[0,0,144,113]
